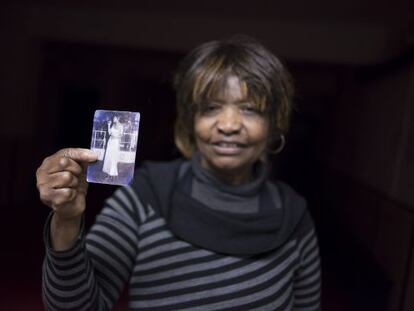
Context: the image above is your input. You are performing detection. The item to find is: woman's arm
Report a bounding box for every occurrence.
[36,148,97,250]
[42,186,143,310]
[37,148,143,310]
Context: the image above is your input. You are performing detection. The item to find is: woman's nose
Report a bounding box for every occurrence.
[217,106,242,134]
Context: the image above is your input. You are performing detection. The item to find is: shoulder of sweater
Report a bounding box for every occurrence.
[267,180,315,238]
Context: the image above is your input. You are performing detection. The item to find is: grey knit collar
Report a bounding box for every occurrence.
[190,152,268,197]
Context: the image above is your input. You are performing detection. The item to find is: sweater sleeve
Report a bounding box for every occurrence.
[42,186,146,311]
[293,223,322,311]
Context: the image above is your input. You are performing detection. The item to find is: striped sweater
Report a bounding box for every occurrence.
[43,161,321,310]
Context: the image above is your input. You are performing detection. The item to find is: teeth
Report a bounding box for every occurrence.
[218,142,239,147]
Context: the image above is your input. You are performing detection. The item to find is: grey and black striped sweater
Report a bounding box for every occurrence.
[43,159,321,310]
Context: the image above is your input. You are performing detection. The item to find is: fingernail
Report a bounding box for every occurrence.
[89,151,98,159]
[82,151,97,159]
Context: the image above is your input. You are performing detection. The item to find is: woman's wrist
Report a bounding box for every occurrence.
[50,213,82,251]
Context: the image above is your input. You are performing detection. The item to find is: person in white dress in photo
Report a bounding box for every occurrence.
[102,115,123,178]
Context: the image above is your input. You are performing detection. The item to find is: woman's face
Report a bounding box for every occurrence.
[194,76,269,184]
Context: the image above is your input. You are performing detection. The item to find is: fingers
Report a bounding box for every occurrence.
[36,148,94,215]
[48,171,80,189]
[37,171,79,204]
[36,148,94,200]
[39,148,97,175]
[58,148,98,163]
[58,148,97,175]
[37,148,95,179]
[48,157,82,175]
[37,157,81,188]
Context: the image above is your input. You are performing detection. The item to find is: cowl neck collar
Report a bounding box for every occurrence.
[136,159,307,256]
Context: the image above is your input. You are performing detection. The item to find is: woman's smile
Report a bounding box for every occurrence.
[194,76,269,184]
[211,140,246,155]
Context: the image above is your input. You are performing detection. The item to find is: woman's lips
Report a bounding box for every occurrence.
[211,141,245,155]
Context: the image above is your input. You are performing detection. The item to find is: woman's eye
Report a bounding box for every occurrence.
[241,105,259,114]
[202,104,220,113]
[207,105,218,111]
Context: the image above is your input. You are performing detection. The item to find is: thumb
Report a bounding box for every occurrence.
[57,148,98,163]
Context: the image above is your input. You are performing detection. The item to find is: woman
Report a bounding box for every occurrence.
[102,115,123,177]
[36,36,321,310]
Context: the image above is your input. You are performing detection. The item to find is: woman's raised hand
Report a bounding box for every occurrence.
[36,148,97,250]
[36,148,97,219]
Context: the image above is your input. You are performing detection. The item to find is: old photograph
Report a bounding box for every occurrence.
[87,110,140,185]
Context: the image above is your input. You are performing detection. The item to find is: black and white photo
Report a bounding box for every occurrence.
[87,110,140,185]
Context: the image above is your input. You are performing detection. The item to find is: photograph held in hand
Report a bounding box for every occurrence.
[87,109,140,186]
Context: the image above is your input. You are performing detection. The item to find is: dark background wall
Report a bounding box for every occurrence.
[1,1,413,310]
